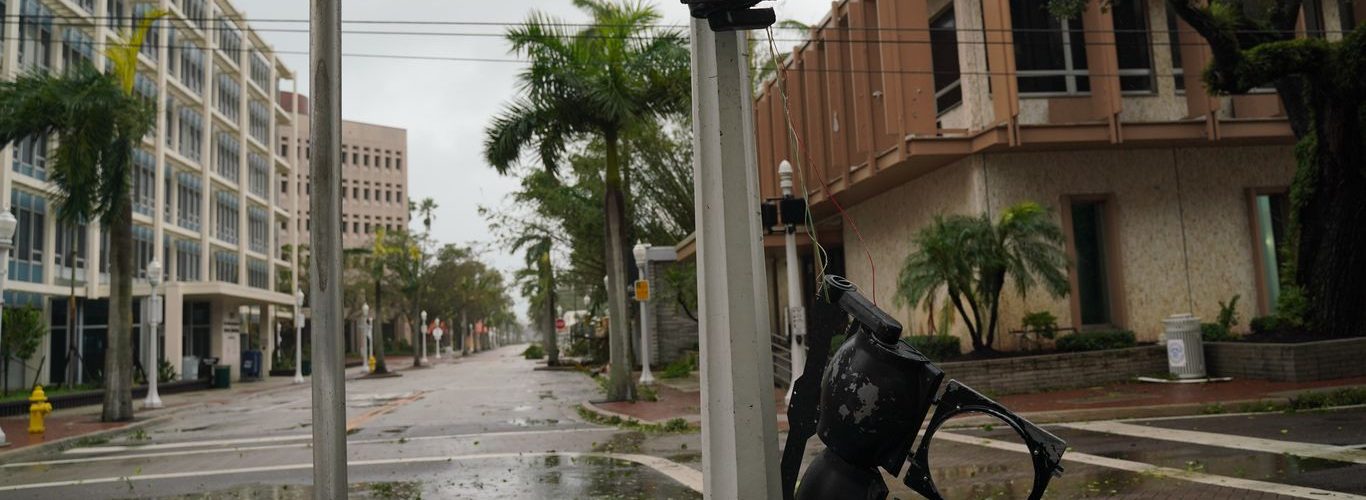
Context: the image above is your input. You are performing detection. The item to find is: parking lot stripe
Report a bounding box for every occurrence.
[1059,421,1366,464]
[937,431,1366,500]
[0,451,703,494]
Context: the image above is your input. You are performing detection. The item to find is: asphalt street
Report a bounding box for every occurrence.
[0,345,1362,499]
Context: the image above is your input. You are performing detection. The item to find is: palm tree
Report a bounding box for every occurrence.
[513,236,559,366]
[0,13,162,421]
[484,0,689,401]
[896,202,1070,352]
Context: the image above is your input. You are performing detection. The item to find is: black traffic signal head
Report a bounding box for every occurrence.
[680,0,775,31]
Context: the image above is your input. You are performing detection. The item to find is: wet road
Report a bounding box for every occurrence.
[0,345,1363,499]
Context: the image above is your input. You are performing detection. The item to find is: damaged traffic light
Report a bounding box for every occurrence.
[680,0,775,31]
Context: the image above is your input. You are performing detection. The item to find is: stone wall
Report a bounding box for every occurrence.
[647,260,698,366]
[936,346,1167,396]
[1205,337,1366,382]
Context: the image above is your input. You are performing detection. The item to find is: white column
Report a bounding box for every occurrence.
[780,162,805,406]
[688,19,781,499]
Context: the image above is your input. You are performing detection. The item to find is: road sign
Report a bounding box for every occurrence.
[634,279,651,301]
[555,318,567,332]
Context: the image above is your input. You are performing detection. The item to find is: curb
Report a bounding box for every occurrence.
[579,401,701,427]
[0,380,301,465]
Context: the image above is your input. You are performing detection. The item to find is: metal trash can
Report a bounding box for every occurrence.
[241,350,262,379]
[199,357,220,382]
[1163,314,1205,379]
[213,365,232,389]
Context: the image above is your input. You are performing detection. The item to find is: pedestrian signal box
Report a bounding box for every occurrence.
[634,280,651,301]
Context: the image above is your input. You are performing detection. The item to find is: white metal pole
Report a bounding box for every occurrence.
[779,161,805,405]
[309,0,346,492]
[0,243,9,447]
[420,310,428,365]
[145,260,163,409]
[636,248,654,385]
[689,19,781,499]
[293,294,304,385]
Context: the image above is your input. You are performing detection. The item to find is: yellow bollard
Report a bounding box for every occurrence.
[28,385,52,435]
[368,355,376,373]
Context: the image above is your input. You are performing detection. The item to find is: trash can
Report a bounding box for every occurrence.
[199,357,220,382]
[213,365,232,389]
[302,360,312,377]
[241,350,262,379]
[1163,313,1205,379]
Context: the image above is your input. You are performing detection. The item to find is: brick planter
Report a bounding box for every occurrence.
[937,346,1167,396]
[1205,337,1366,382]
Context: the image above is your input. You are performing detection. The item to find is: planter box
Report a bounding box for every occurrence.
[1205,337,1366,382]
[937,345,1167,396]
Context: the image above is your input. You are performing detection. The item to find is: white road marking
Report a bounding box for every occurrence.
[11,427,617,468]
[1059,420,1366,464]
[936,431,1365,500]
[62,434,310,454]
[0,451,703,493]
[1109,404,1366,424]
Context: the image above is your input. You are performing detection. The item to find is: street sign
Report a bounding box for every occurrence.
[555,318,567,331]
[634,279,651,301]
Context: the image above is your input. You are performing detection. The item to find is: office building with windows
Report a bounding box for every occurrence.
[680,0,1361,369]
[0,0,302,390]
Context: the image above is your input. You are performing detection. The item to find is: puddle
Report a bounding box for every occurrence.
[592,432,644,454]
[511,405,534,412]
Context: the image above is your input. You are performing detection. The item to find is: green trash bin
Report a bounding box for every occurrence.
[302,360,312,377]
[213,365,231,389]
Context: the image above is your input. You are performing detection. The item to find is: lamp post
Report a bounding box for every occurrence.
[779,160,806,405]
[145,259,164,409]
[420,310,428,365]
[432,318,443,360]
[0,209,17,447]
[362,303,371,372]
[633,242,654,385]
[294,289,305,384]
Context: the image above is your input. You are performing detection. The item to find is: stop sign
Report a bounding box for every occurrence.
[555,318,567,331]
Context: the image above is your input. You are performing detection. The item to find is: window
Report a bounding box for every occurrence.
[1112,0,1155,92]
[178,39,204,95]
[215,130,240,181]
[248,152,269,198]
[54,220,87,274]
[363,188,370,201]
[214,250,238,283]
[12,134,48,180]
[216,17,241,61]
[132,225,153,278]
[132,3,158,60]
[1166,8,1185,92]
[1251,192,1291,314]
[175,239,201,281]
[396,158,402,170]
[178,0,205,27]
[214,190,240,244]
[385,156,392,168]
[176,171,202,230]
[131,149,156,216]
[351,152,358,164]
[248,206,268,253]
[386,190,392,203]
[249,100,270,144]
[1304,0,1327,37]
[106,0,127,32]
[61,28,95,70]
[247,259,268,289]
[930,8,962,113]
[1011,0,1089,94]
[178,106,203,161]
[10,190,46,283]
[1341,0,1358,32]
[215,71,241,121]
[165,95,176,148]
[249,51,271,90]
[1068,199,1115,326]
[19,0,54,70]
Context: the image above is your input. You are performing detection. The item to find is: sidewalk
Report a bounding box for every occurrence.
[582,373,1366,428]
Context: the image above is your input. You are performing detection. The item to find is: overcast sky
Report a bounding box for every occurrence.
[234,0,830,320]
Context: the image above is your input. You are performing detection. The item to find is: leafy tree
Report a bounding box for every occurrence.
[896,202,1070,352]
[1048,0,1365,335]
[0,13,162,421]
[483,0,689,401]
[1,307,45,395]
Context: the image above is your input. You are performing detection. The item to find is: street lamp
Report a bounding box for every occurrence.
[432,318,443,360]
[362,302,371,372]
[144,259,164,409]
[420,310,428,365]
[0,209,17,447]
[633,242,654,385]
[294,289,305,384]
[779,160,806,405]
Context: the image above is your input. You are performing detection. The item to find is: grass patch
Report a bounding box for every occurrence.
[0,384,99,404]
[659,352,697,379]
[576,406,696,434]
[366,481,422,500]
[1288,387,1366,411]
[70,434,112,448]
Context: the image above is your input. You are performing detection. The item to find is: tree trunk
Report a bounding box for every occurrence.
[546,259,559,365]
[372,269,388,374]
[1293,93,1366,336]
[603,130,635,402]
[102,201,134,422]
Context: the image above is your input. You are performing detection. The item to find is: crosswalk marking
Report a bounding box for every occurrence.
[936,431,1366,500]
[1058,420,1366,465]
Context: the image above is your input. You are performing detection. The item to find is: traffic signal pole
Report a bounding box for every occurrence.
[688,18,782,499]
[309,0,346,496]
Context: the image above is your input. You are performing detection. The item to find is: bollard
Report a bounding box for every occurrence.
[28,385,52,435]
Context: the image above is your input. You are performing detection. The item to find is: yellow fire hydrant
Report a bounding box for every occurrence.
[28,385,52,435]
[368,355,376,373]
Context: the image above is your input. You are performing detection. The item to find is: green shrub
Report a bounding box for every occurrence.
[1288,387,1366,410]
[1021,311,1059,339]
[1200,323,1237,342]
[522,343,545,360]
[902,335,961,361]
[1250,315,1287,335]
[1055,330,1136,352]
[1216,295,1241,331]
[660,352,697,379]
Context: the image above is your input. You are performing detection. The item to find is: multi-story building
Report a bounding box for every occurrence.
[277,92,409,251]
[0,0,302,389]
[678,0,1361,372]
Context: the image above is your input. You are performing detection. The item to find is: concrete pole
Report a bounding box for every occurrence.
[420,310,428,365]
[634,243,654,385]
[145,260,163,409]
[779,161,805,406]
[0,222,10,448]
[309,0,347,495]
[688,20,781,499]
[293,292,304,384]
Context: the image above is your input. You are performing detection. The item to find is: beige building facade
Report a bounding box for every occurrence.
[278,92,410,251]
